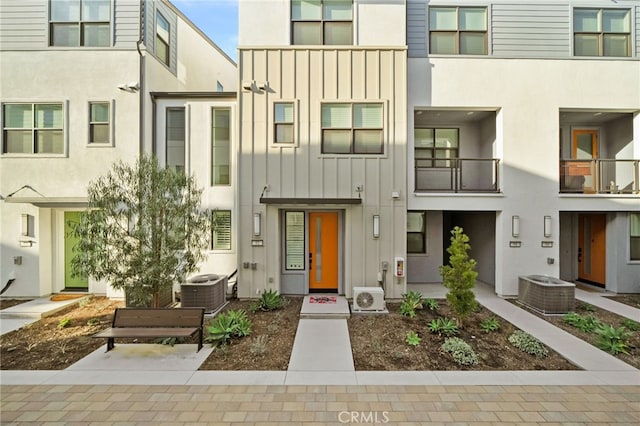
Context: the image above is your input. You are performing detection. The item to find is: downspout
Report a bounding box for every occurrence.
[137,0,146,155]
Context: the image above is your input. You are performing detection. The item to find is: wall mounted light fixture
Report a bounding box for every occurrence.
[544,215,552,238]
[373,215,380,238]
[511,215,520,238]
[253,213,261,237]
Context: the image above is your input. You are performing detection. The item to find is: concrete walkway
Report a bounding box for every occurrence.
[0,295,90,335]
[2,288,640,424]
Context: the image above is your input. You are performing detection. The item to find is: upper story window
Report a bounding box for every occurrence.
[49,0,110,47]
[574,8,630,57]
[274,102,295,145]
[415,128,459,167]
[212,108,231,185]
[89,102,110,144]
[156,12,170,65]
[3,103,64,154]
[429,7,487,55]
[166,107,185,173]
[291,0,353,45]
[322,103,383,155]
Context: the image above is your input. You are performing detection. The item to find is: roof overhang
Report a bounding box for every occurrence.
[3,197,88,208]
[259,197,362,205]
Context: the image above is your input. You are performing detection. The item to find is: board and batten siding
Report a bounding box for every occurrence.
[491,4,571,57]
[0,0,140,50]
[636,5,640,56]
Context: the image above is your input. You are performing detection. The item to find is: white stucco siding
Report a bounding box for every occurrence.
[238,47,407,299]
[408,57,640,295]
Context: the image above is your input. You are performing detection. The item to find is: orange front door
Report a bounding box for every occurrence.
[309,212,339,291]
[578,214,606,287]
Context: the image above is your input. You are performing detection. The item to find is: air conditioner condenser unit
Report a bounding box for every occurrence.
[352,286,385,312]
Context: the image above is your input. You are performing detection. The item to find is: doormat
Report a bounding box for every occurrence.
[50,294,86,302]
[309,296,337,304]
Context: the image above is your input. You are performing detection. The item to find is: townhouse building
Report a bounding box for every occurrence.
[0,0,236,298]
[237,0,408,299]
[406,0,640,296]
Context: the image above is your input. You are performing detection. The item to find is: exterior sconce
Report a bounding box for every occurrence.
[253,213,261,237]
[544,215,552,238]
[373,215,380,238]
[511,215,520,238]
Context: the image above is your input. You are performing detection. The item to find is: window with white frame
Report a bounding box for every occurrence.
[211,108,231,185]
[211,210,231,250]
[429,7,487,55]
[291,0,352,45]
[88,102,110,144]
[166,107,185,173]
[321,103,383,154]
[156,11,170,65]
[274,102,294,144]
[49,0,110,47]
[407,211,426,254]
[3,103,64,154]
[414,128,459,167]
[574,8,630,57]
[631,213,640,261]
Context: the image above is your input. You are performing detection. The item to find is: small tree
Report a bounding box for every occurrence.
[70,155,210,307]
[439,226,478,327]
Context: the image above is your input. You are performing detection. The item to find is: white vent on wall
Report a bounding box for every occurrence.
[352,286,385,311]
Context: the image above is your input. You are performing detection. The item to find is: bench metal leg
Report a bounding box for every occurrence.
[106,338,115,352]
[197,329,203,352]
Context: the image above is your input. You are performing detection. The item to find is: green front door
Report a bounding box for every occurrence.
[64,211,88,289]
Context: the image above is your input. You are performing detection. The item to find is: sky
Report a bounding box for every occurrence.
[171,0,239,62]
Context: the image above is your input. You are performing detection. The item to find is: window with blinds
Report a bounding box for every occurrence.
[285,212,305,270]
[274,103,294,144]
[574,8,630,57]
[414,128,459,167]
[407,211,427,254]
[166,107,185,173]
[211,210,231,250]
[2,103,64,154]
[49,0,110,47]
[156,12,170,65]
[429,7,487,55]
[291,0,352,45]
[321,103,383,154]
[212,108,231,185]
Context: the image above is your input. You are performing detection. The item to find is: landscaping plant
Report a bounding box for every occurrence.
[205,309,252,347]
[427,317,459,337]
[423,298,439,311]
[69,155,210,307]
[563,312,602,333]
[508,330,549,358]
[405,331,422,346]
[595,324,633,355]
[441,337,479,366]
[251,289,285,312]
[439,226,478,327]
[479,316,500,333]
[399,290,424,318]
[620,318,640,331]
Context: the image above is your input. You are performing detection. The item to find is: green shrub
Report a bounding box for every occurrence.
[205,309,252,346]
[428,317,459,337]
[399,291,424,318]
[578,302,595,312]
[423,298,439,311]
[563,312,602,333]
[405,331,421,346]
[58,318,71,329]
[479,316,500,333]
[251,289,285,312]
[441,337,478,366]
[508,330,548,358]
[595,324,633,355]
[620,318,640,331]
[86,318,100,326]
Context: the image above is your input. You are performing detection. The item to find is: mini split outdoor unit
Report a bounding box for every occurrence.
[352,286,385,312]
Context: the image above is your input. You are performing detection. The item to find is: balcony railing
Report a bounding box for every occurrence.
[560,159,639,194]
[415,158,500,193]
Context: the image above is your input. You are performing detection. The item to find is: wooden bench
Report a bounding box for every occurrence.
[93,307,205,352]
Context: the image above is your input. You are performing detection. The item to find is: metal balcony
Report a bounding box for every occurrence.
[415,158,500,193]
[560,159,639,194]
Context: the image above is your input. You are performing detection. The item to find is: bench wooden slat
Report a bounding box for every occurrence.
[93,307,205,352]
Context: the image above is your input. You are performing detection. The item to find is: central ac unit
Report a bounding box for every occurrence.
[352,286,385,311]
